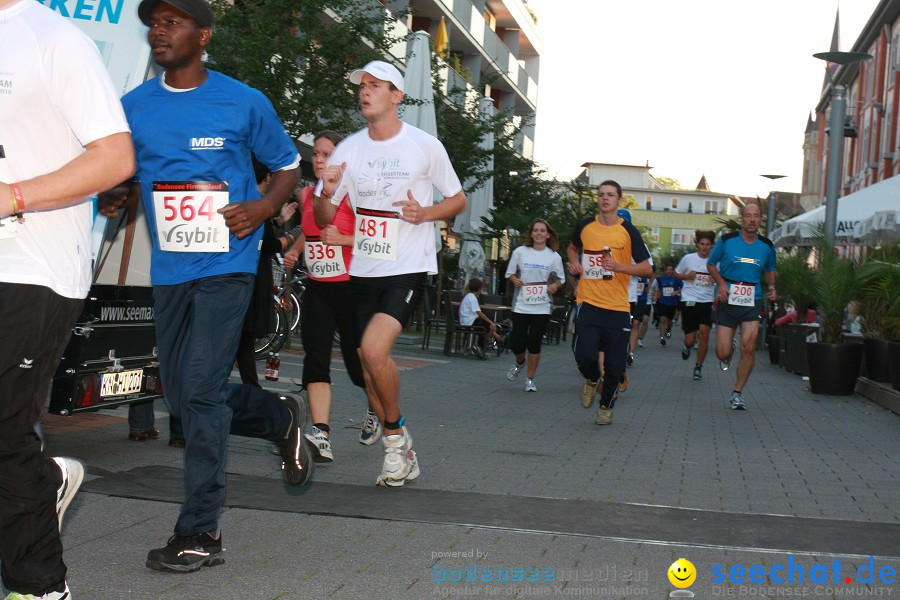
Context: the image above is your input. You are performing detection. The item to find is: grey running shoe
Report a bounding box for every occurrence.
[730,392,747,410]
[359,409,382,446]
[524,378,537,392]
[720,338,737,371]
[507,361,524,380]
[692,365,702,380]
[681,344,691,360]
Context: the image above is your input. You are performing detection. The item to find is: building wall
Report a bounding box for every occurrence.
[807,0,900,204]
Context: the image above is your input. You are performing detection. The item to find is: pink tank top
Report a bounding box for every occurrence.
[299,186,355,282]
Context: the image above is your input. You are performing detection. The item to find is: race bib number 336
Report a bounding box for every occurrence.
[152,181,229,252]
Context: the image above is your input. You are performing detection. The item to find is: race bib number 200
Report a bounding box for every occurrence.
[152,181,229,252]
[728,283,755,306]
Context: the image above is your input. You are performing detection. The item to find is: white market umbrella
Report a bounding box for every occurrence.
[771,174,900,246]
[400,30,442,252]
[853,205,900,243]
[456,97,495,286]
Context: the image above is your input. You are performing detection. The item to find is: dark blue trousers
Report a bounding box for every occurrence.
[153,273,290,535]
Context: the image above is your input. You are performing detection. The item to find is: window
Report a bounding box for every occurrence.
[671,229,694,246]
[484,7,496,31]
[645,197,652,210]
[651,227,659,244]
[671,198,678,209]
[704,200,716,214]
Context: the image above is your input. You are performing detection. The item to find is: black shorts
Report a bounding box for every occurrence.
[350,272,426,345]
[630,300,650,321]
[656,302,677,320]
[681,301,713,333]
[715,299,763,329]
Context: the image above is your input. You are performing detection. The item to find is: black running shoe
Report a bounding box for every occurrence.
[277,393,314,486]
[681,345,691,360]
[146,531,224,572]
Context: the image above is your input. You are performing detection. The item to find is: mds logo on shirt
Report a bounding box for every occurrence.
[190,137,226,150]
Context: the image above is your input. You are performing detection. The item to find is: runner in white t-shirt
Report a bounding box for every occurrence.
[505,219,565,392]
[675,230,716,381]
[314,61,466,487]
[0,1,134,597]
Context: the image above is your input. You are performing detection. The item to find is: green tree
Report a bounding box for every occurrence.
[207,0,406,139]
[654,176,681,190]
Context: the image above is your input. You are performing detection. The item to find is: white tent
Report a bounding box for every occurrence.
[400,30,442,252]
[771,175,900,246]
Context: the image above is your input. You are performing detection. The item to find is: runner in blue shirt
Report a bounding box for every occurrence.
[707,204,777,410]
[653,265,682,345]
[99,0,312,573]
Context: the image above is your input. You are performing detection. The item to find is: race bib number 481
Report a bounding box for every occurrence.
[354,207,399,261]
[152,181,229,252]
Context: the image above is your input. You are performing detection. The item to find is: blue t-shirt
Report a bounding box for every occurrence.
[656,275,682,306]
[636,276,650,303]
[122,70,298,285]
[707,231,777,300]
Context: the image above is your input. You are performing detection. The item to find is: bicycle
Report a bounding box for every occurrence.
[253,257,307,360]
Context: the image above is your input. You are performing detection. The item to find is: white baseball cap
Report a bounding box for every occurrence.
[349,60,404,92]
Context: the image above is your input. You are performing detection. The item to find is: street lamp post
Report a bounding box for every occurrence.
[813,51,873,248]
[760,174,786,236]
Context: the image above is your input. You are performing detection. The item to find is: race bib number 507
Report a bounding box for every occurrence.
[152,181,229,252]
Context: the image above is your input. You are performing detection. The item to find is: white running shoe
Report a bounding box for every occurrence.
[304,426,334,462]
[376,427,417,487]
[507,361,524,380]
[524,378,537,392]
[359,409,383,446]
[51,457,83,532]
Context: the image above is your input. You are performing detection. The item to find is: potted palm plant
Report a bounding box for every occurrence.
[806,246,862,395]
[775,251,816,373]
[855,259,900,383]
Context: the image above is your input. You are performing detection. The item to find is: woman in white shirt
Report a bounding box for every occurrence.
[504,219,565,392]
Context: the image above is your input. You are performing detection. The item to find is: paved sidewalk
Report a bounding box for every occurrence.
[6,327,900,599]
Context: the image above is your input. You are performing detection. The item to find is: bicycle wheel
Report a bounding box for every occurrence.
[254,305,287,360]
[289,291,301,334]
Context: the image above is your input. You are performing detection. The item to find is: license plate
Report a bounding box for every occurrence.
[100,369,144,397]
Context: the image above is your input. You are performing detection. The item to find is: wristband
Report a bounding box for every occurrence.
[10,183,25,223]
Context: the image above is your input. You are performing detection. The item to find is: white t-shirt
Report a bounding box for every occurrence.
[459,292,480,326]
[0,1,130,299]
[505,246,565,315]
[323,123,462,277]
[676,252,715,303]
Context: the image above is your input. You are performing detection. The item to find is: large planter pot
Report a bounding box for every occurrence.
[767,335,781,366]
[889,341,900,392]
[807,342,863,395]
[782,324,818,376]
[863,338,893,383]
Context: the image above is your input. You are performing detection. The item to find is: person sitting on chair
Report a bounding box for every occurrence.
[459,278,502,358]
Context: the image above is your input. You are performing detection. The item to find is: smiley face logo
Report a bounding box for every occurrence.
[668,558,696,588]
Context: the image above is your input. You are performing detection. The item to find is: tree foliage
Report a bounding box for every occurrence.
[207,0,405,139]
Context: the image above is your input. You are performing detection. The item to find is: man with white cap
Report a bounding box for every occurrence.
[314,60,466,487]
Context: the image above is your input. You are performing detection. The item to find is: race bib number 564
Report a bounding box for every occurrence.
[153,181,229,252]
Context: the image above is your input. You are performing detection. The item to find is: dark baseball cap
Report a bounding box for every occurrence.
[138,0,214,28]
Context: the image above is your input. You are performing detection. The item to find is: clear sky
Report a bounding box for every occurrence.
[528,0,881,199]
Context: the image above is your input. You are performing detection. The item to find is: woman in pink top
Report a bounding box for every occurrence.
[774,302,819,327]
[283,131,382,462]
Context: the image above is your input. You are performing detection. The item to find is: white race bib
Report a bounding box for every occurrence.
[304,236,347,278]
[354,207,399,261]
[152,181,229,252]
[521,282,549,306]
[0,217,19,240]
[581,250,610,279]
[728,283,755,306]
[636,281,645,295]
[695,272,714,288]
[662,286,675,297]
